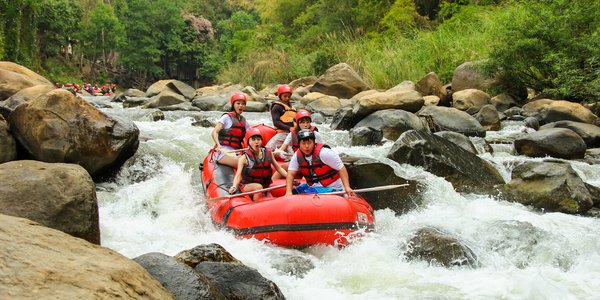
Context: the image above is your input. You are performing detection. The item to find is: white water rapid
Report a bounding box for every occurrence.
[93,97,600,300]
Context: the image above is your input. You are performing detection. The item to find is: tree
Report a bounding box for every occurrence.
[37,0,82,63]
[487,0,600,102]
[0,0,40,67]
[217,11,259,63]
[79,2,124,77]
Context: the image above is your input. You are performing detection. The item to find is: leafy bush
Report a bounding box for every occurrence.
[487,0,600,102]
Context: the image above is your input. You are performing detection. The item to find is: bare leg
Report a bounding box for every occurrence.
[271,162,289,180]
[241,183,263,201]
[217,155,239,168]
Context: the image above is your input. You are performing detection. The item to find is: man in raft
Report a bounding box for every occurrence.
[284,129,355,196]
[266,84,296,150]
[228,128,288,201]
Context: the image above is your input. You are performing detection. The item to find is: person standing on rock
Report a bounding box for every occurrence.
[266,84,296,150]
[211,92,250,168]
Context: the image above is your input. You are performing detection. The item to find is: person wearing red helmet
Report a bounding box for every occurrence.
[284,129,354,197]
[279,109,324,155]
[266,84,297,150]
[228,127,287,201]
[211,92,250,168]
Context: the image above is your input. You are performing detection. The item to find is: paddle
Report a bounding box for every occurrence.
[318,184,409,195]
[273,149,293,157]
[225,148,249,153]
[208,183,287,201]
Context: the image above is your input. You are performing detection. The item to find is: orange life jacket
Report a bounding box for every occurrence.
[271,101,296,133]
[291,126,318,152]
[218,112,247,149]
[242,147,273,186]
[296,144,340,187]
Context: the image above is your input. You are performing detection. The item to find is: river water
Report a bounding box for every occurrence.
[92,97,600,300]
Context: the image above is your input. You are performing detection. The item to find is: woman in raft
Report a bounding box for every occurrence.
[211,92,250,168]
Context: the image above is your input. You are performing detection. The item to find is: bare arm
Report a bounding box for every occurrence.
[229,155,247,194]
[212,122,223,152]
[271,152,287,178]
[285,170,297,196]
[338,166,355,196]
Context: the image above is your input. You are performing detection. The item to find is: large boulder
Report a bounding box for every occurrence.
[474,104,501,131]
[303,93,342,116]
[501,161,594,214]
[310,63,369,99]
[192,94,229,111]
[452,88,491,114]
[522,99,600,126]
[0,115,16,163]
[349,126,383,146]
[0,61,52,100]
[417,106,486,137]
[451,60,526,100]
[3,84,56,109]
[330,107,358,130]
[146,79,196,100]
[354,109,424,141]
[416,72,443,98]
[134,252,226,300]
[175,243,241,267]
[514,128,587,159]
[352,89,424,120]
[194,262,285,300]
[0,213,173,299]
[0,160,99,244]
[146,90,186,108]
[387,130,505,194]
[344,156,423,214]
[539,121,600,148]
[433,131,477,154]
[404,227,479,268]
[9,89,140,178]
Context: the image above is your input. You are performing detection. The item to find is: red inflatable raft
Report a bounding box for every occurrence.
[200,124,375,247]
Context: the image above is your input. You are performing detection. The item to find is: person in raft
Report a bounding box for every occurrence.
[229,128,288,201]
[211,92,250,168]
[265,84,296,150]
[276,109,324,159]
[284,129,355,196]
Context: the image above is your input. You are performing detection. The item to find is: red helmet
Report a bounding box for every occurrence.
[230,92,247,105]
[277,84,292,97]
[246,128,262,143]
[295,109,312,123]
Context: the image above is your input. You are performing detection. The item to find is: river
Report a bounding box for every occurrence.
[91,97,600,300]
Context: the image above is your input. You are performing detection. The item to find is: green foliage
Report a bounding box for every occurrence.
[217,11,259,63]
[378,0,418,37]
[79,3,123,62]
[0,0,41,67]
[37,0,82,61]
[487,0,600,102]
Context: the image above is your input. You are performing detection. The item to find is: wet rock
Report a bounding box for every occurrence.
[3,84,55,109]
[540,120,600,148]
[501,161,593,214]
[147,90,186,108]
[175,243,241,268]
[271,252,315,278]
[491,93,518,112]
[159,102,202,111]
[434,131,477,154]
[195,262,285,300]
[191,114,216,127]
[0,160,99,244]
[350,126,383,146]
[523,117,540,130]
[124,88,146,97]
[134,252,226,300]
[343,156,422,214]
[151,110,165,121]
[191,94,229,111]
[110,93,127,102]
[0,213,173,299]
[330,107,358,130]
[475,104,501,131]
[404,227,479,268]
[514,128,587,159]
[387,130,505,194]
[355,109,424,141]
[417,106,486,137]
[9,89,140,178]
[352,89,424,120]
[123,97,149,108]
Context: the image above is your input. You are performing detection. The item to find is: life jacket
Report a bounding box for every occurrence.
[242,147,273,186]
[218,112,247,149]
[290,126,318,152]
[271,101,296,133]
[296,144,340,187]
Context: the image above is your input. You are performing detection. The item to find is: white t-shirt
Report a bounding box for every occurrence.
[283,131,324,146]
[216,113,250,131]
[288,145,344,190]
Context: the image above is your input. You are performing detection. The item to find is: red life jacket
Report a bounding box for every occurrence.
[291,126,318,152]
[218,112,247,149]
[296,144,340,187]
[242,147,273,186]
